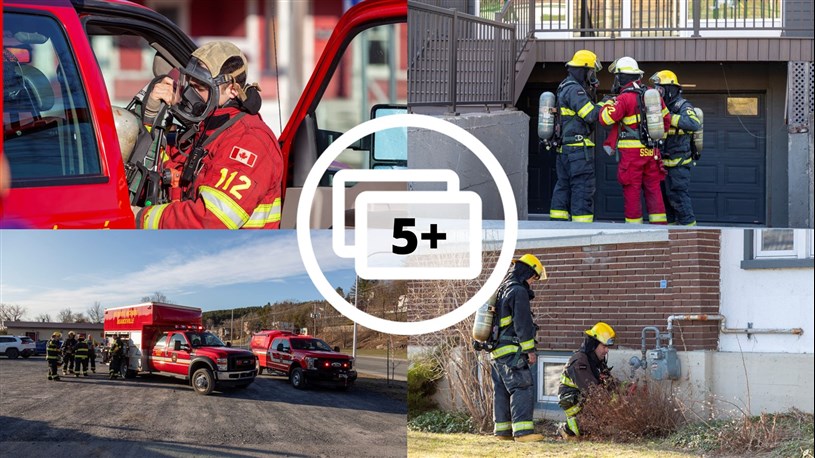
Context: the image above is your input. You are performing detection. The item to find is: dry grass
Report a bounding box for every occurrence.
[578,382,685,441]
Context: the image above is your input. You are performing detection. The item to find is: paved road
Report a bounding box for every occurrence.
[354,356,407,382]
[0,357,406,457]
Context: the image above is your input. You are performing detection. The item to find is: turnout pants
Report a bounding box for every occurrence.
[550,147,595,223]
[617,149,666,224]
[491,357,535,438]
[661,164,696,225]
[47,359,60,379]
[63,354,74,373]
[74,357,89,375]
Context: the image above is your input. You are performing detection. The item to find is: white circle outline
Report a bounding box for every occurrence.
[296,114,518,336]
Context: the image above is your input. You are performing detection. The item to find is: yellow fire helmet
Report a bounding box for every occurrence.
[52,332,62,339]
[585,322,616,345]
[649,70,680,87]
[514,253,547,280]
[566,49,602,72]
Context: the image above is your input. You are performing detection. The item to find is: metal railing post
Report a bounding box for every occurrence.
[528,0,535,39]
[449,9,458,114]
[692,0,701,37]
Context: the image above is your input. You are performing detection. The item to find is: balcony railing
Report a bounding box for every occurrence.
[479,0,806,46]
[408,1,516,111]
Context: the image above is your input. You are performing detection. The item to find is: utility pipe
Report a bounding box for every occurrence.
[666,314,804,347]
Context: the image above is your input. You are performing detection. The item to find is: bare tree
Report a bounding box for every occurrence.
[74,312,88,323]
[0,303,27,322]
[57,307,75,323]
[35,313,52,322]
[87,301,104,324]
[406,244,503,432]
[141,291,172,303]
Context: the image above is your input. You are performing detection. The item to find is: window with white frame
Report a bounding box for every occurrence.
[754,229,813,260]
[537,355,568,404]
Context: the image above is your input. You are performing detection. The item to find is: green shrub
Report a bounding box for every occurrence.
[408,356,442,418]
[408,410,474,434]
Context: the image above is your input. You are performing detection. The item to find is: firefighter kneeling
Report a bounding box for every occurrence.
[557,322,617,439]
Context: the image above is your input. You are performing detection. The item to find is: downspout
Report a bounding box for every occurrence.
[666,314,804,347]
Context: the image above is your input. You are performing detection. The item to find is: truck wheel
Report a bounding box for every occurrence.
[290,367,306,389]
[6,348,19,359]
[192,368,215,395]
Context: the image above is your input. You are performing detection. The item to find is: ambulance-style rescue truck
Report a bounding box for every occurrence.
[104,302,257,395]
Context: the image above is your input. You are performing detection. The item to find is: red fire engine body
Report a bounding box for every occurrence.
[104,302,257,395]
[251,330,356,390]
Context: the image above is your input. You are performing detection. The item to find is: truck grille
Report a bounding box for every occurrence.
[316,358,352,371]
[229,355,255,371]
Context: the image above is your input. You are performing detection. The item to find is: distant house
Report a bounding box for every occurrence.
[2,321,104,342]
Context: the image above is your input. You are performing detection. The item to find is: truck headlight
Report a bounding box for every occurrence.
[305,357,316,370]
[217,358,228,371]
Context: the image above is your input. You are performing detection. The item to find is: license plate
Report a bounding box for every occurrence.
[339,373,348,379]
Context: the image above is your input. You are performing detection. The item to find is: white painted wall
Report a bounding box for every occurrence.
[719,230,814,354]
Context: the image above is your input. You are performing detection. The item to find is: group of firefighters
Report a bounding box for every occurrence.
[544,50,702,226]
[45,331,127,381]
[485,253,620,442]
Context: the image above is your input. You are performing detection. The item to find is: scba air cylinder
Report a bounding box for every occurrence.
[643,88,665,142]
[537,91,556,140]
[692,107,704,153]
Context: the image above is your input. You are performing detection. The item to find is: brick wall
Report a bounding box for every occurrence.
[406,230,722,351]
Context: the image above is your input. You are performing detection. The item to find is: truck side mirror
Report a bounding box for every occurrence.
[333,346,340,353]
[276,343,284,352]
[226,341,232,347]
[173,340,181,351]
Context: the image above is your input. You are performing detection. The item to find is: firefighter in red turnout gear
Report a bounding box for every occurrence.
[135,42,283,229]
[599,57,671,224]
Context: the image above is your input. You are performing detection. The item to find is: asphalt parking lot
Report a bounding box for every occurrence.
[0,356,407,457]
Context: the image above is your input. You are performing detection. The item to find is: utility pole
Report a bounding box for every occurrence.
[352,275,358,359]
[230,308,234,344]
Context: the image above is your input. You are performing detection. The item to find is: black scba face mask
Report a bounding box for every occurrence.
[172,59,232,126]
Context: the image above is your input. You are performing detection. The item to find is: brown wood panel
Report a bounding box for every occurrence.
[748,39,758,61]
[531,38,813,63]
[758,40,769,60]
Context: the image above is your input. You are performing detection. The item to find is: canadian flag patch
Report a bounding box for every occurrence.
[229,146,258,168]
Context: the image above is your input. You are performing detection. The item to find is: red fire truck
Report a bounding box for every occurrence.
[2,0,406,228]
[104,302,257,395]
[251,330,356,390]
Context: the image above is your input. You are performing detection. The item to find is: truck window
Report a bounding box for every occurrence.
[88,34,157,108]
[168,333,187,350]
[3,12,102,183]
[314,23,407,173]
[270,337,281,351]
[291,338,333,351]
[153,333,168,350]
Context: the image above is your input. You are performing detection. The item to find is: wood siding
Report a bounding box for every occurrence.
[532,37,813,63]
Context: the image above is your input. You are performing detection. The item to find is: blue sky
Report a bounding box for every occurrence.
[0,231,355,319]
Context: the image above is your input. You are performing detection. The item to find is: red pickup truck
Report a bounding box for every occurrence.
[105,302,257,395]
[2,0,406,228]
[251,330,357,390]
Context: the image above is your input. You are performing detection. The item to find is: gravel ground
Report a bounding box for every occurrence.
[0,356,407,457]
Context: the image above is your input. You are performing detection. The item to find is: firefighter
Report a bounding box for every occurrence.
[61,331,77,375]
[599,57,671,224]
[87,335,97,373]
[650,70,702,226]
[549,50,608,223]
[133,41,284,229]
[46,332,62,381]
[73,334,90,377]
[109,335,125,380]
[491,254,546,442]
[557,322,617,439]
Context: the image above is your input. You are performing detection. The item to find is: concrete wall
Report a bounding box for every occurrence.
[605,349,815,418]
[719,230,815,354]
[408,109,529,220]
